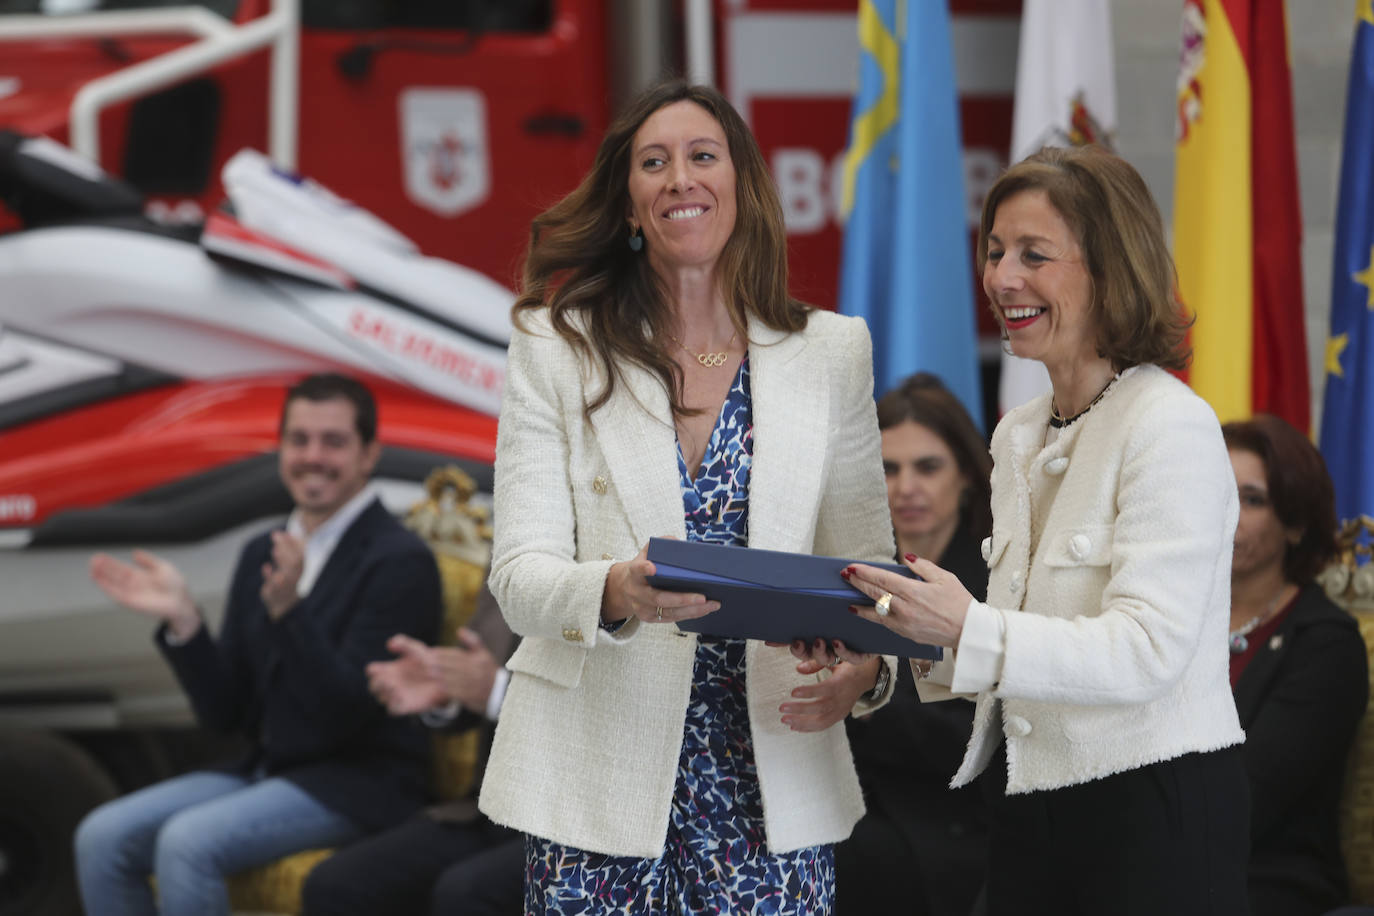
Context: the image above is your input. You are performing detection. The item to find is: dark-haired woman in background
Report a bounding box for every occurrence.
[1223,414,1368,916]
[837,372,990,916]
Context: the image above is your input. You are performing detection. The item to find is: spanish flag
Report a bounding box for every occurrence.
[1172,0,1310,429]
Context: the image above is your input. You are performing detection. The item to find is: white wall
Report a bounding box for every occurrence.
[1110,0,1359,434]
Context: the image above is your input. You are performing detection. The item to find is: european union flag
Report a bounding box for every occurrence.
[1319,2,1374,522]
[837,0,982,426]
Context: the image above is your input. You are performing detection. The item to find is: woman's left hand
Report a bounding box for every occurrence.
[845,556,972,648]
[778,643,881,732]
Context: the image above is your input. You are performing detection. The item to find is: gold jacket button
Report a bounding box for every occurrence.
[592,476,608,495]
[563,627,584,643]
[601,553,614,561]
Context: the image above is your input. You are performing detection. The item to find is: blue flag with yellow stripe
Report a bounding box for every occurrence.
[837,0,982,425]
[1320,0,1374,522]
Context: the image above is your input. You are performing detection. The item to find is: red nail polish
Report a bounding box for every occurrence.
[848,606,859,614]
[905,553,918,563]
[840,569,852,580]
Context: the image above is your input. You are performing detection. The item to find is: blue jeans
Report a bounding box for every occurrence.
[74,770,362,916]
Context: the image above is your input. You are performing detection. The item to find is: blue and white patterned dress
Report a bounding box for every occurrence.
[525,356,836,914]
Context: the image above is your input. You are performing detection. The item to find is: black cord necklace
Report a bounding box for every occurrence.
[1049,375,1117,429]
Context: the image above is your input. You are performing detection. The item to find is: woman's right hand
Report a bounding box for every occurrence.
[843,556,971,648]
[601,541,721,625]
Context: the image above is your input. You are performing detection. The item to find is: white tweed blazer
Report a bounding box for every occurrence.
[947,364,1245,794]
[479,308,895,858]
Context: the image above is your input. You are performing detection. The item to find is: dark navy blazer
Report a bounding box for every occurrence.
[158,498,442,831]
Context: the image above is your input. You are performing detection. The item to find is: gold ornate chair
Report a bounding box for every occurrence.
[1323,517,1374,904]
[226,468,493,915]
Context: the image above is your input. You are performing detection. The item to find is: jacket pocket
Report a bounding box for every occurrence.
[506,636,587,689]
[1042,525,1113,568]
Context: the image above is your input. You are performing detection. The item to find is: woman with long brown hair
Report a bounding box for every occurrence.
[478,80,895,913]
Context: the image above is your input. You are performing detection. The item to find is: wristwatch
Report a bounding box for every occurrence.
[862,659,891,702]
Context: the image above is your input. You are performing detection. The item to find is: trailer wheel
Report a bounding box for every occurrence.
[0,732,116,916]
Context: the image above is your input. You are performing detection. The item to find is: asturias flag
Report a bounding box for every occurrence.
[837,0,982,425]
[999,0,1117,416]
[1172,0,1310,429]
[1319,0,1374,522]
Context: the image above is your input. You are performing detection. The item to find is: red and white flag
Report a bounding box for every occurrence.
[998,0,1117,415]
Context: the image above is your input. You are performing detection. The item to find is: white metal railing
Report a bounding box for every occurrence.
[0,0,299,170]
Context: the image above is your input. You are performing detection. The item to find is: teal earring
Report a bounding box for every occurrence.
[628,226,643,252]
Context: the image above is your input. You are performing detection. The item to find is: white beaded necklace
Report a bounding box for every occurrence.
[1228,586,1291,655]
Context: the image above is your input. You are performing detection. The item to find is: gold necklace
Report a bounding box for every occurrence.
[670,330,738,368]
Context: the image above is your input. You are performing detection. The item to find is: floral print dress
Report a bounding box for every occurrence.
[525,356,836,914]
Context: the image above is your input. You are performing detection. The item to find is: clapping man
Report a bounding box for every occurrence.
[75,374,441,916]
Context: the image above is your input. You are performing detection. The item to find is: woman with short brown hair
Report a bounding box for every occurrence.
[1223,413,1367,916]
[843,145,1250,915]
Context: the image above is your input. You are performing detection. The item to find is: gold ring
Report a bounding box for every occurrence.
[875,592,893,617]
[656,606,663,621]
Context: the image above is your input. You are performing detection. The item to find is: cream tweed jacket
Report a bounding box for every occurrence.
[938,364,1245,794]
[479,308,895,858]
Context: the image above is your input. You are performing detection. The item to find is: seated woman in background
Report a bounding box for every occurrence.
[1223,413,1369,916]
[837,372,990,916]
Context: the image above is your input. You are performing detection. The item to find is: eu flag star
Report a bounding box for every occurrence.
[1327,334,1349,378]
[1354,246,1374,308]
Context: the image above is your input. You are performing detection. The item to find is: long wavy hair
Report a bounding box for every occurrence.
[512,80,809,419]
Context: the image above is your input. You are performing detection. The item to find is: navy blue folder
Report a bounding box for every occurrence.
[645,537,942,660]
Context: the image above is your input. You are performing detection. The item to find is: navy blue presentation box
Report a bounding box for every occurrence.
[645,537,943,660]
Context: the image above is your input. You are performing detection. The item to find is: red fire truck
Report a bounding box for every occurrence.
[0,2,1016,913]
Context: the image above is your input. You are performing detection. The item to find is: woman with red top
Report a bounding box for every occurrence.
[1223,413,1369,916]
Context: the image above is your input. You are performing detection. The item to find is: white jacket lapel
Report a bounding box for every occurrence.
[586,360,686,546]
[748,325,827,552]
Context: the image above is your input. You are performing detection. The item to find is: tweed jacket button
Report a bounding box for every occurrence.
[1068,534,1092,562]
[601,553,614,561]
[1045,456,1069,475]
[562,627,583,642]
[1006,715,1032,737]
[1010,570,1025,593]
[981,537,992,563]
[592,476,608,495]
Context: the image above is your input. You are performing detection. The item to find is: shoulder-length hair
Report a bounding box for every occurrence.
[512,79,809,419]
[876,372,993,542]
[1222,414,1339,584]
[977,145,1192,371]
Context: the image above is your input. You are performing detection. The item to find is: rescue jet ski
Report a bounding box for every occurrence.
[0,131,512,724]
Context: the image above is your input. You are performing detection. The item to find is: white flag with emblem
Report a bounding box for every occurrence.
[999,0,1117,416]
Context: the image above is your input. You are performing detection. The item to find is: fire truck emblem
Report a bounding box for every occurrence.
[400,88,491,217]
[1177,0,1206,143]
